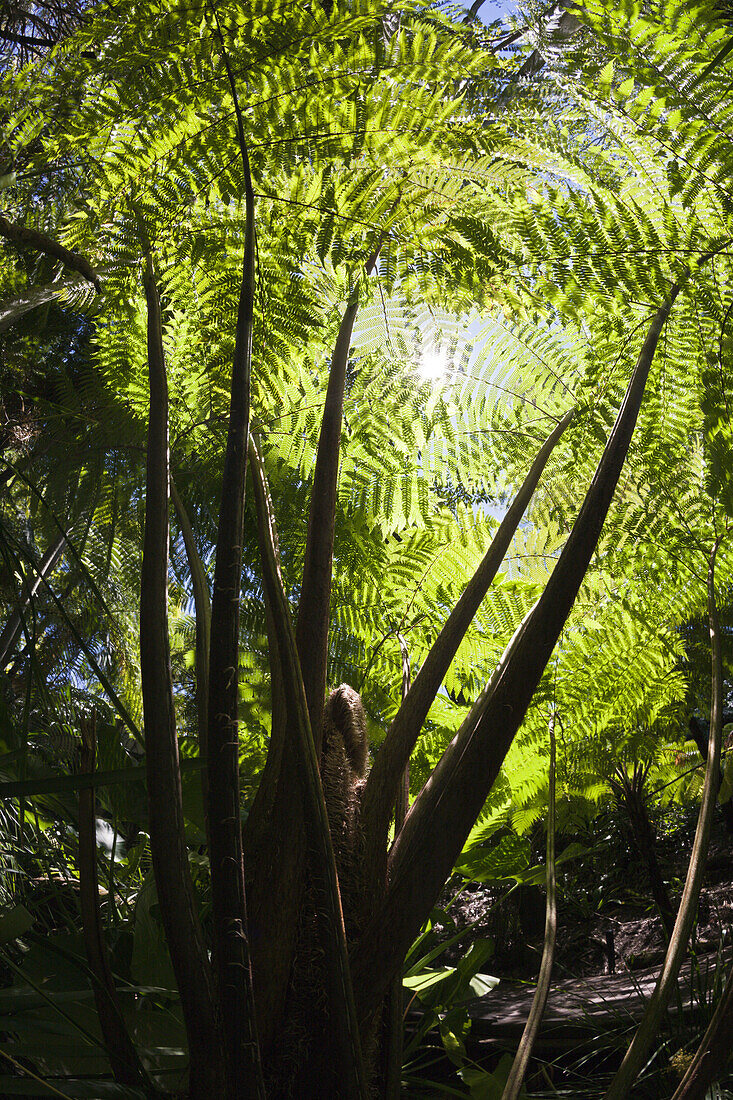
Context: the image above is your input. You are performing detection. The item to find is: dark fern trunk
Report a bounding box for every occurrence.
[610,763,676,938]
[138,243,228,1100]
[204,12,265,1097]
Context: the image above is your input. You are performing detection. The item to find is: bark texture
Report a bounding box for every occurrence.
[139,252,226,1099]
[249,434,368,1098]
[204,10,265,1095]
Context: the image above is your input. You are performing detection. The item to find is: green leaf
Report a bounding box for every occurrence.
[597,59,615,96]
[460,1053,526,1100]
[403,965,456,994]
[509,842,589,885]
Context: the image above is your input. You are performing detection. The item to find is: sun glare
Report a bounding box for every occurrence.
[419,346,449,381]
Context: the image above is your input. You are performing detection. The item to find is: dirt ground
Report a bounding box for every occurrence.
[438,819,733,983]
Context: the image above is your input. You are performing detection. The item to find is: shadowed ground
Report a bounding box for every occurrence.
[463,947,731,1051]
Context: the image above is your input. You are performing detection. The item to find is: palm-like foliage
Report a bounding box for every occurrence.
[1,0,733,1097]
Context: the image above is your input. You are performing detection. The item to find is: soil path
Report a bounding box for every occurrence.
[465,947,730,1051]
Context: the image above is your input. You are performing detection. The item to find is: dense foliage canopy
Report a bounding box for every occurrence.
[0,0,732,1097]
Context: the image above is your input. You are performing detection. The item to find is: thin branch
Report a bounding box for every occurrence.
[245,238,385,1004]
[501,712,557,1100]
[0,214,101,291]
[0,29,56,47]
[0,534,65,666]
[0,457,119,636]
[0,525,141,744]
[0,754,206,799]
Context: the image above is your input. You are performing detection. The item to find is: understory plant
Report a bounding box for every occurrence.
[1,1,733,1098]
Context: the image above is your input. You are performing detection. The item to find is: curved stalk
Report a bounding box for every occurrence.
[501,712,557,1100]
[360,409,573,864]
[352,280,683,1027]
[603,539,724,1100]
[139,244,226,1099]
[0,214,101,290]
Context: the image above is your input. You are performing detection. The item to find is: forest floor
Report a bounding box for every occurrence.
[415,814,733,1095]
[442,819,733,982]
[433,813,733,1047]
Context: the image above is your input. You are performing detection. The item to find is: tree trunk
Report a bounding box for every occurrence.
[245,260,376,1060]
[249,435,368,1097]
[609,764,676,938]
[138,246,227,1099]
[204,13,265,1096]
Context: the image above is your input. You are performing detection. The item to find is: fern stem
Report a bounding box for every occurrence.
[205,8,266,1096]
[170,478,211,777]
[138,243,227,1099]
[603,537,724,1100]
[385,634,412,1099]
[501,711,557,1100]
[296,246,381,750]
[249,432,369,1099]
[361,407,573,875]
[242,243,381,1059]
[352,278,683,1027]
